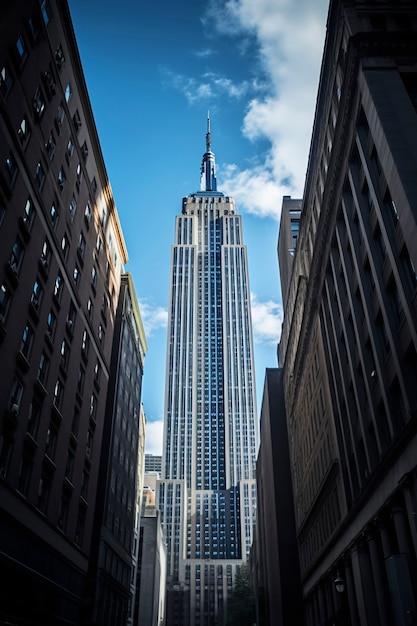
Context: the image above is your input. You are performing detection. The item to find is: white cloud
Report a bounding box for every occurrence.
[145,419,164,455]
[138,299,168,337]
[162,68,254,104]
[193,48,217,58]
[250,292,283,345]
[206,0,328,213]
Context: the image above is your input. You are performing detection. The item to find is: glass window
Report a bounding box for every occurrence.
[73,109,82,131]
[66,138,74,160]
[69,194,77,222]
[56,103,65,130]
[0,63,13,98]
[50,200,59,228]
[40,0,51,25]
[54,272,63,301]
[53,379,64,410]
[16,34,28,64]
[23,197,35,230]
[31,279,43,310]
[45,130,56,160]
[9,238,24,274]
[20,322,34,359]
[57,166,66,191]
[37,351,50,385]
[60,339,69,369]
[4,152,18,188]
[46,309,56,340]
[17,116,30,148]
[32,87,45,119]
[40,239,51,271]
[84,202,92,226]
[55,45,65,70]
[78,232,86,259]
[0,283,11,322]
[65,82,72,102]
[35,161,45,189]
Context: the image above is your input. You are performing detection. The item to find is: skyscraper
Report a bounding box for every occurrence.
[159,118,259,625]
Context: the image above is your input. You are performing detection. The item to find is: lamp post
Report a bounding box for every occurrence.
[333,572,349,626]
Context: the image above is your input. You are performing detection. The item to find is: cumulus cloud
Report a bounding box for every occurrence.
[138,299,168,337]
[145,419,164,455]
[250,292,283,345]
[206,0,328,213]
[162,68,255,104]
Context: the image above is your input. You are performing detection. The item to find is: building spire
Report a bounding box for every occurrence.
[200,113,217,192]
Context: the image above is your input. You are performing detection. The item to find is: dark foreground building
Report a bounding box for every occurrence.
[278,0,417,624]
[254,368,303,626]
[0,2,146,624]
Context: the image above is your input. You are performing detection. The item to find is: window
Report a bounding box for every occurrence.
[73,109,82,132]
[27,400,41,438]
[81,140,88,161]
[58,496,70,532]
[61,234,69,259]
[32,87,45,119]
[66,138,74,161]
[23,197,35,231]
[56,103,65,131]
[77,232,86,259]
[38,475,51,513]
[96,235,103,255]
[91,177,97,195]
[65,82,72,103]
[73,266,80,287]
[0,283,11,322]
[69,194,77,222]
[55,45,65,70]
[71,407,80,438]
[65,450,74,481]
[37,351,50,385]
[42,68,55,98]
[35,161,45,190]
[53,272,63,301]
[67,301,77,331]
[86,429,93,458]
[87,297,93,317]
[0,63,13,98]
[94,359,101,384]
[90,394,97,420]
[40,239,52,271]
[9,238,24,275]
[45,130,56,160]
[40,0,51,25]
[98,324,104,344]
[31,279,43,311]
[60,339,69,370]
[84,202,92,226]
[16,34,28,65]
[20,322,34,359]
[58,166,66,191]
[76,162,83,189]
[4,152,18,188]
[50,200,59,228]
[17,116,30,148]
[81,469,89,498]
[53,379,64,411]
[77,366,85,394]
[46,309,57,340]
[81,329,89,356]
[91,266,97,290]
[9,378,23,412]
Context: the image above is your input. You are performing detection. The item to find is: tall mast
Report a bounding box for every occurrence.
[200,113,217,192]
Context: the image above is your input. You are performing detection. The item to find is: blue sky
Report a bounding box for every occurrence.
[68,0,329,454]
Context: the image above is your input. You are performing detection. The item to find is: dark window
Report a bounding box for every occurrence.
[4,152,18,188]
[0,283,11,323]
[35,161,45,190]
[57,167,66,192]
[40,0,51,25]
[37,351,50,385]
[73,109,82,132]
[20,322,34,359]
[33,87,45,119]
[0,63,13,98]
[55,45,65,70]
[45,130,56,160]
[15,34,28,66]
[17,116,31,148]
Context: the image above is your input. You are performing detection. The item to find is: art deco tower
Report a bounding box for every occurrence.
[159,118,258,625]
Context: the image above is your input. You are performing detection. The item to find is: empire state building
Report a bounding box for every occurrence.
[159,118,259,625]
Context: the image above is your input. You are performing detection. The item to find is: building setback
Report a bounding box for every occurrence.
[278,1,417,624]
[159,118,259,625]
[0,2,146,624]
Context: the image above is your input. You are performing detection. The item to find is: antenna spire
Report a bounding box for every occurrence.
[206,111,212,152]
